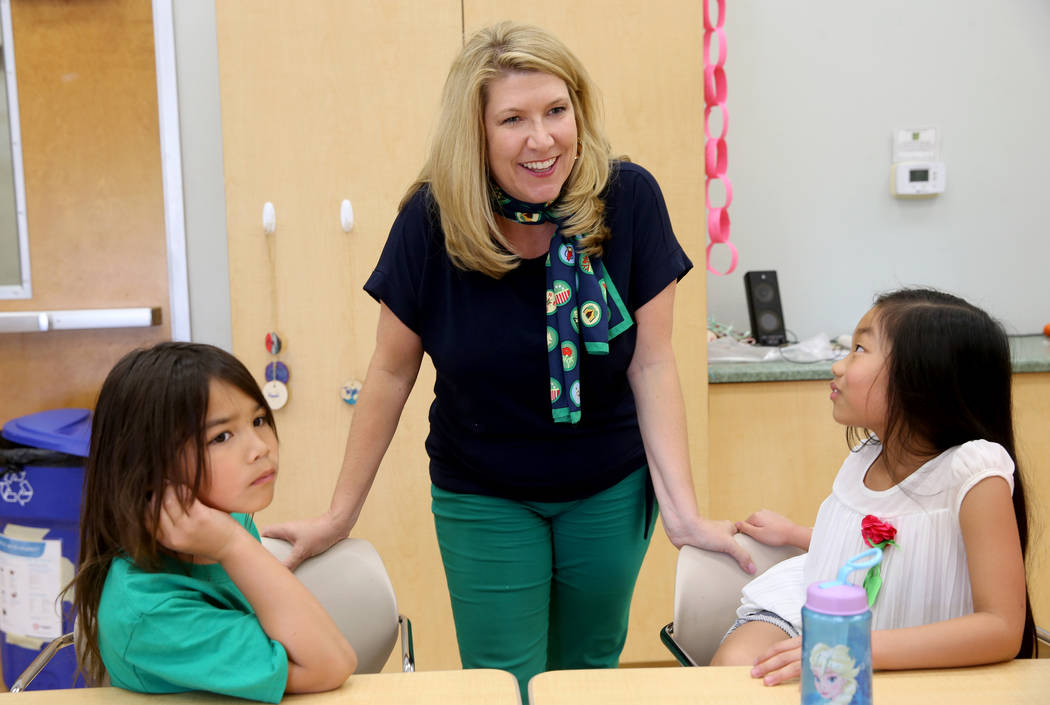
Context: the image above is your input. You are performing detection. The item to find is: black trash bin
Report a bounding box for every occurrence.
[0,408,90,690]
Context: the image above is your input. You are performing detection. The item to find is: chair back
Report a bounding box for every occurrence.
[262,536,400,673]
[670,534,803,666]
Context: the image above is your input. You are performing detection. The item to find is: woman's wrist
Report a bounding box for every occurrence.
[660,508,703,543]
[324,505,356,535]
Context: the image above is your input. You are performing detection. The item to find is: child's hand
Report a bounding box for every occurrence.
[750,635,802,686]
[152,485,243,562]
[736,509,802,548]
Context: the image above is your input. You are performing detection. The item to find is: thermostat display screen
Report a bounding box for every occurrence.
[892,160,944,197]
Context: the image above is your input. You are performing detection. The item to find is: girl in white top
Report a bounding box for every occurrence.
[710,288,1035,685]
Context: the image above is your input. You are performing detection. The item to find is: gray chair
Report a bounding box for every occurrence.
[261,536,415,674]
[660,533,803,666]
[660,535,1050,666]
[10,536,413,692]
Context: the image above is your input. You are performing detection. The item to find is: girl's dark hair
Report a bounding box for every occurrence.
[849,288,1034,658]
[70,342,275,683]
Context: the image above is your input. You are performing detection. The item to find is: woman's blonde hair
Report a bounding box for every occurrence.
[402,21,614,278]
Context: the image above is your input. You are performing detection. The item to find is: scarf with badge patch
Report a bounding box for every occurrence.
[492,185,633,423]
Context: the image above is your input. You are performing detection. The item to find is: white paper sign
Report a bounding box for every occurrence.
[0,534,63,639]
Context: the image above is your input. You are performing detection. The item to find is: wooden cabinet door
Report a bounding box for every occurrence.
[215,0,461,672]
[0,0,170,425]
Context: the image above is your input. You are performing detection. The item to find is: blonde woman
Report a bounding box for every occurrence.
[265,21,753,697]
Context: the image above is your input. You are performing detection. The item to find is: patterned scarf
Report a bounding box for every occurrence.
[492,185,633,423]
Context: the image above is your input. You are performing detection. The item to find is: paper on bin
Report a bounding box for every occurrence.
[0,532,62,640]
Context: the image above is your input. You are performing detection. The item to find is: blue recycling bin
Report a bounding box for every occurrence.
[0,408,91,691]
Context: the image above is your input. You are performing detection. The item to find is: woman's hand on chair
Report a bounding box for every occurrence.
[750,635,802,686]
[262,512,350,571]
[668,516,756,574]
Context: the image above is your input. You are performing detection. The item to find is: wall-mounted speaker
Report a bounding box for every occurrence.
[744,270,787,346]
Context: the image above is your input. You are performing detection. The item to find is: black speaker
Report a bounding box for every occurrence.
[744,270,787,346]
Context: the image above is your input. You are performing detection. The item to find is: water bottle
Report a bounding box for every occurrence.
[800,548,882,705]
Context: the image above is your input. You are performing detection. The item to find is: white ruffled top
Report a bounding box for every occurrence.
[738,440,1015,633]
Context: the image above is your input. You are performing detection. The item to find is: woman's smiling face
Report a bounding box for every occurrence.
[483,70,578,205]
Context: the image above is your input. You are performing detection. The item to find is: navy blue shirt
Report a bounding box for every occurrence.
[365,162,692,501]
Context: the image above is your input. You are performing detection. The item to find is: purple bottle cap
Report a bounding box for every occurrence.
[805,546,881,615]
[805,581,868,616]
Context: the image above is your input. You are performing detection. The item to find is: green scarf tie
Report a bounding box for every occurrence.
[492,185,633,423]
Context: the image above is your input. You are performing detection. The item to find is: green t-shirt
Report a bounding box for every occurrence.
[97,513,288,703]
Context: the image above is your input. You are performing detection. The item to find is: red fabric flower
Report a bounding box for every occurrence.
[861,515,897,547]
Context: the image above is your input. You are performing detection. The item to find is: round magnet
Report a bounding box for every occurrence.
[340,380,363,405]
[264,331,282,355]
[264,361,290,384]
[262,380,289,410]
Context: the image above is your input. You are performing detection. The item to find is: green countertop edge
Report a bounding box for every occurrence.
[709,334,1050,384]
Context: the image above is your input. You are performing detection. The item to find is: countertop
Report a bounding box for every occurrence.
[708,334,1050,384]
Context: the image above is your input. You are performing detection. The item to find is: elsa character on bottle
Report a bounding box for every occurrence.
[808,643,859,705]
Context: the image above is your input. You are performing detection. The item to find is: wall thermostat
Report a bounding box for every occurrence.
[891,161,946,198]
[891,127,945,198]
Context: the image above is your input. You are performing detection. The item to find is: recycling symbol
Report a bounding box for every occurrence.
[0,471,34,506]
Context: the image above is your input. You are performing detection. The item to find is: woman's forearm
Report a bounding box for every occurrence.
[629,355,699,532]
[625,283,699,534]
[626,283,753,572]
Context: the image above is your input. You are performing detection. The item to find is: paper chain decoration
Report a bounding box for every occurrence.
[704,0,737,275]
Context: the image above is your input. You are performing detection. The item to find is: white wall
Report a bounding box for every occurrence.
[706,0,1050,340]
[174,1,1050,344]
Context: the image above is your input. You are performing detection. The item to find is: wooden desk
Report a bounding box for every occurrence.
[0,669,521,705]
[528,661,1050,705]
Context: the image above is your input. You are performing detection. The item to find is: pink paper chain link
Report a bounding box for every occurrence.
[704,0,737,275]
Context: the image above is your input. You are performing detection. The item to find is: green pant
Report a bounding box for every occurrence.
[431,467,656,702]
